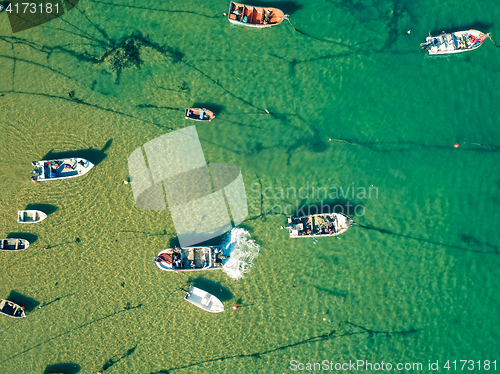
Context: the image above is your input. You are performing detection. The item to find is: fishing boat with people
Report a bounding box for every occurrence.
[0,238,30,251]
[154,246,228,272]
[281,213,354,238]
[184,286,225,313]
[420,30,489,55]
[227,1,286,28]
[17,210,47,224]
[31,158,94,182]
[185,108,215,122]
[0,299,26,318]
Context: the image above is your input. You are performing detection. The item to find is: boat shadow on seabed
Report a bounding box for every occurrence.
[6,232,38,245]
[44,363,81,374]
[24,203,58,216]
[428,22,493,37]
[4,290,39,312]
[292,199,365,217]
[238,1,302,15]
[188,277,233,302]
[42,139,112,167]
[191,103,224,117]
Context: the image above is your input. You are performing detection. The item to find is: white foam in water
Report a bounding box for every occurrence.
[221,228,260,280]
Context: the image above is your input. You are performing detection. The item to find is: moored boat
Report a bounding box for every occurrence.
[17,210,47,224]
[31,158,94,181]
[155,246,227,272]
[281,213,354,238]
[228,2,286,28]
[0,238,29,251]
[0,299,26,318]
[420,30,489,55]
[185,108,215,122]
[184,286,225,313]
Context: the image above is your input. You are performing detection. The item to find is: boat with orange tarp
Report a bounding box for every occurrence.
[228,2,286,28]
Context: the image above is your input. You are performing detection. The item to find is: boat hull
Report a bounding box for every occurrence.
[184,286,224,313]
[32,158,94,181]
[185,108,215,122]
[17,210,47,224]
[0,238,29,251]
[228,2,285,28]
[283,213,354,238]
[0,299,26,318]
[422,30,487,55]
[155,247,226,272]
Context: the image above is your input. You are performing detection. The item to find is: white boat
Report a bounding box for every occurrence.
[184,286,224,313]
[31,158,94,181]
[228,2,286,28]
[155,246,227,272]
[420,30,489,55]
[17,210,47,224]
[0,238,29,251]
[185,108,215,122]
[0,299,26,318]
[281,213,354,238]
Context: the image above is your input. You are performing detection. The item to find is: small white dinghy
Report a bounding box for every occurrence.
[184,286,225,313]
[185,108,215,122]
[0,299,26,318]
[17,210,47,224]
[0,238,30,251]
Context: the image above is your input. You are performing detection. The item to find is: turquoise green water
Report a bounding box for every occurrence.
[1,0,500,373]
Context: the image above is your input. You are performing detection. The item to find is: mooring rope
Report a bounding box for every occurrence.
[487,34,500,48]
[284,15,307,36]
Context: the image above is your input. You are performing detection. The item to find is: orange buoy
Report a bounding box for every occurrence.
[454,143,459,148]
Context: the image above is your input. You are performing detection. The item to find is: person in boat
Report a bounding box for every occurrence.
[173,252,181,267]
[190,260,195,269]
